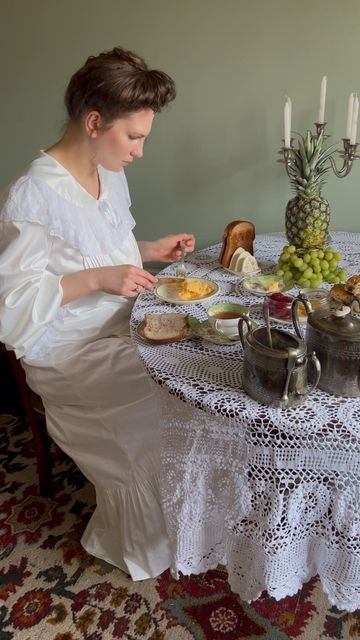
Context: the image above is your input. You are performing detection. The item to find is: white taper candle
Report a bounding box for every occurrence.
[346,93,354,140]
[318,75,327,124]
[350,94,359,145]
[284,99,291,148]
[285,95,292,130]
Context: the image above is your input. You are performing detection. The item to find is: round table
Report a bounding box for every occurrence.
[131,231,360,612]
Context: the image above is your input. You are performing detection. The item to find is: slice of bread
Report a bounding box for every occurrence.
[143,313,189,344]
[219,220,256,268]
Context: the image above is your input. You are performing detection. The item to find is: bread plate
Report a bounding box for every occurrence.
[154,277,219,305]
[223,265,261,278]
[136,314,201,344]
[221,258,275,278]
[136,320,190,344]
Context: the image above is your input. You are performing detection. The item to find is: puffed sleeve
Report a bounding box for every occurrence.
[0,220,63,358]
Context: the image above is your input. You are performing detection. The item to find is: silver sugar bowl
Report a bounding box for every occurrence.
[238,315,321,409]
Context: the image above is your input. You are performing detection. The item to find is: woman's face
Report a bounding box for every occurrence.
[94,109,155,171]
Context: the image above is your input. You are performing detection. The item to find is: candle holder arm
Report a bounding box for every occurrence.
[327,141,359,178]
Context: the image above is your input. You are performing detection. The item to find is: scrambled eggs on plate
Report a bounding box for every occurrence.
[178,279,214,300]
[155,277,218,304]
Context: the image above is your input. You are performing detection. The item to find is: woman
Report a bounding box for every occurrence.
[0,47,195,580]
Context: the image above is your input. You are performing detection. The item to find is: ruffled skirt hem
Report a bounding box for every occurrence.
[80,473,171,581]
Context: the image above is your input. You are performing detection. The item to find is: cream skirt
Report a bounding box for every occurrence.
[22,335,171,580]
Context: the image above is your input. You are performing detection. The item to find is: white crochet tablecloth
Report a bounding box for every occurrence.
[131,231,360,612]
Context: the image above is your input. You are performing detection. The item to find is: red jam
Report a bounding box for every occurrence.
[267,292,294,321]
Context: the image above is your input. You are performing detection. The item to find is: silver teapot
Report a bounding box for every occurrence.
[238,315,321,409]
[292,294,360,397]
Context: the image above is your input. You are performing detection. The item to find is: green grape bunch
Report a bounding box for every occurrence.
[276,245,347,289]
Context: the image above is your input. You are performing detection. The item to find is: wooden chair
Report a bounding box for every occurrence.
[3,347,53,497]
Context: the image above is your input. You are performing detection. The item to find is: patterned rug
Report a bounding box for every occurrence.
[1,413,359,640]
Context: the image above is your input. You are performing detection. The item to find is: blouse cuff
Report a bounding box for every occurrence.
[3,274,63,358]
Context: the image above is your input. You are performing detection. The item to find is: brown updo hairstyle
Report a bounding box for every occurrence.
[64,46,176,124]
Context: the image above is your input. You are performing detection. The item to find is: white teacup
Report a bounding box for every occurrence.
[207,303,248,340]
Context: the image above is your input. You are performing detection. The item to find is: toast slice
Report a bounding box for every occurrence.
[219,220,256,268]
[143,313,189,344]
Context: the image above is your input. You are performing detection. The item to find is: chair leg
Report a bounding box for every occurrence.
[6,350,53,497]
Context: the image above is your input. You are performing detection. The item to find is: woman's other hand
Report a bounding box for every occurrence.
[138,234,195,263]
[61,264,157,304]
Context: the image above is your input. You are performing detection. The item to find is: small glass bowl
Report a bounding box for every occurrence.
[300,288,330,313]
[265,292,294,322]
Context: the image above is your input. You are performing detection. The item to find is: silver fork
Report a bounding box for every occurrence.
[175,241,187,279]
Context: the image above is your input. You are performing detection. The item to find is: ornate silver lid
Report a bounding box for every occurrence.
[308,305,360,342]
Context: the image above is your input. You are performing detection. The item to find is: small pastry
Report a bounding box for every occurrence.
[329,283,360,312]
[344,275,360,297]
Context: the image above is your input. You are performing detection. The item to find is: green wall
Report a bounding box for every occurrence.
[1,0,359,250]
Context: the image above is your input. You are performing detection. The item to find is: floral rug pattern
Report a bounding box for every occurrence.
[0,413,359,640]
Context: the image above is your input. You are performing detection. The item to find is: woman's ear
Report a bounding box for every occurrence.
[84,111,102,138]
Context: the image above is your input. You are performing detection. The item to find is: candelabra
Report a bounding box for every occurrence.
[280,122,359,178]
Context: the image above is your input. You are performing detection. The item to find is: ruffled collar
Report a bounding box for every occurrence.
[33,151,113,207]
[1,153,136,256]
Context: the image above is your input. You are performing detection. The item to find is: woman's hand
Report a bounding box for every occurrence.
[61,264,157,305]
[96,265,158,297]
[138,234,195,263]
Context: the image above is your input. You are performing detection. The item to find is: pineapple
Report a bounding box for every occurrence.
[285,130,334,249]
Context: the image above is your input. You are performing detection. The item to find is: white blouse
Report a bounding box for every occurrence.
[0,152,142,362]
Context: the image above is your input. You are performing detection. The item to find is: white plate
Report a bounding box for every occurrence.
[188,316,257,344]
[221,258,275,278]
[224,266,261,277]
[191,319,240,344]
[241,274,292,297]
[154,277,219,305]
